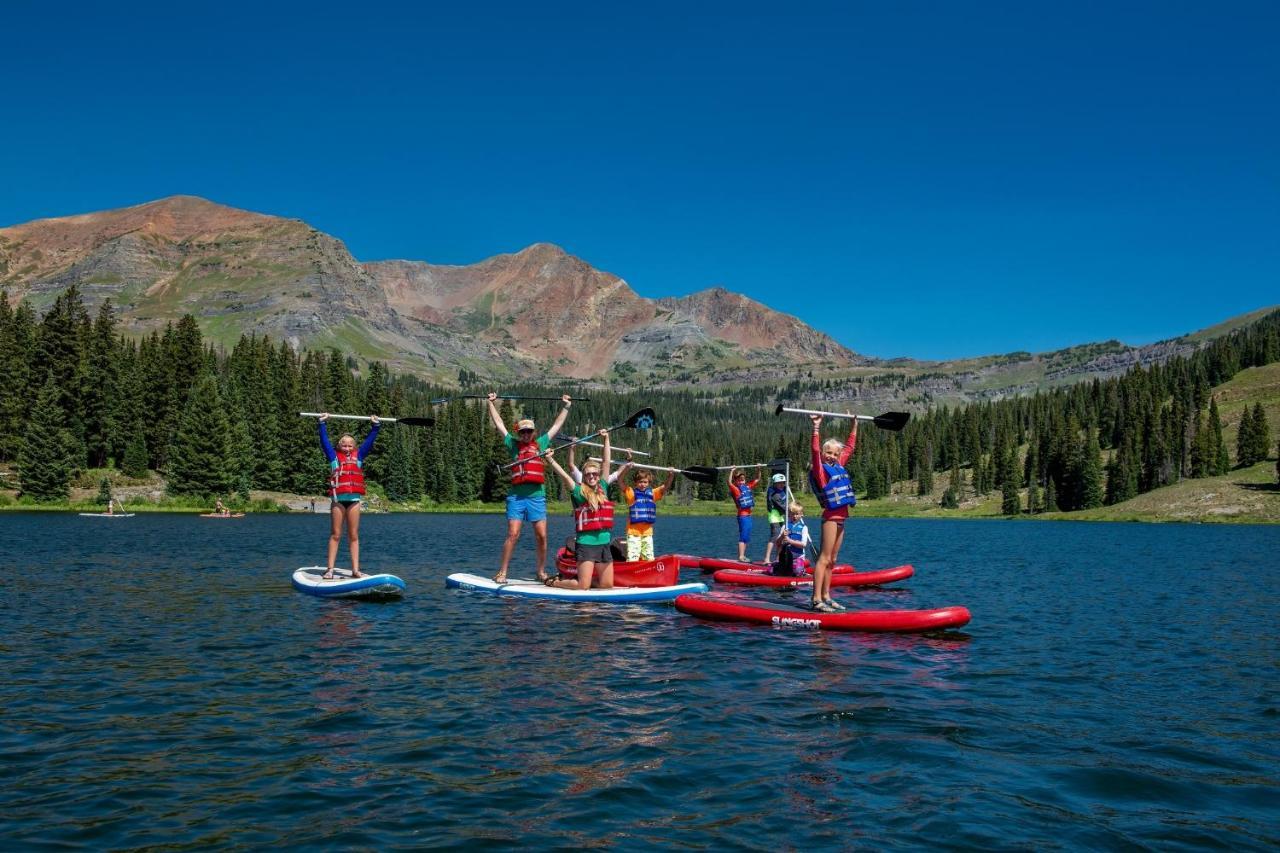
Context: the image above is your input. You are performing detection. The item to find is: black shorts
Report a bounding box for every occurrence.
[576,543,614,565]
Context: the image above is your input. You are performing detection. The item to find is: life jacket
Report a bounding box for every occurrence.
[510,439,545,485]
[330,451,365,498]
[629,487,657,524]
[787,520,808,558]
[575,489,614,533]
[766,485,788,515]
[810,462,856,510]
[733,483,755,511]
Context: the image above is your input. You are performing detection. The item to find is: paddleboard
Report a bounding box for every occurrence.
[695,556,856,574]
[446,573,708,603]
[675,594,971,633]
[291,566,405,598]
[554,548,682,587]
[712,564,914,588]
[200,513,245,518]
[78,512,135,517]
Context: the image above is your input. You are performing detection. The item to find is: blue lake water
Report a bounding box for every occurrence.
[1,513,1277,849]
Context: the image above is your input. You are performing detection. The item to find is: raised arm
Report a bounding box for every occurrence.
[485,392,509,437]
[357,415,381,459]
[318,414,336,461]
[607,448,633,485]
[545,394,574,441]
[839,420,859,465]
[809,415,827,488]
[599,428,612,478]
[544,449,576,489]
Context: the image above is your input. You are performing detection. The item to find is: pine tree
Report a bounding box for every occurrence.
[1045,477,1059,512]
[18,375,79,502]
[1026,477,1040,514]
[96,476,112,505]
[82,301,120,468]
[1249,403,1271,463]
[916,440,934,496]
[1079,428,1104,509]
[1208,399,1229,476]
[165,373,234,497]
[1000,445,1021,516]
[1236,406,1259,467]
[122,432,149,478]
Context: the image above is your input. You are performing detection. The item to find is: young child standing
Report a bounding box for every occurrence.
[762,473,789,564]
[622,467,676,561]
[772,502,812,576]
[727,467,760,561]
[318,412,380,580]
[544,431,614,590]
[808,415,858,611]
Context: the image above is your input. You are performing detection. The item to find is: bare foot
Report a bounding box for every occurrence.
[322,571,336,580]
[492,573,507,584]
[536,572,549,582]
[351,571,365,579]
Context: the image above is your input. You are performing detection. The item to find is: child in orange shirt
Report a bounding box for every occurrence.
[623,467,676,561]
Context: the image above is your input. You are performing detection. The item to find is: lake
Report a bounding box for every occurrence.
[1,513,1276,849]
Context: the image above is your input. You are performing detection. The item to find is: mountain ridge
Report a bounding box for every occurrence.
[1,195,1273,403]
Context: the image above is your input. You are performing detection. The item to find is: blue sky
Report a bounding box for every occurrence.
[2,1,1276,359]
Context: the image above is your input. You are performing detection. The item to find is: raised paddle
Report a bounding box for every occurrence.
[774,405,910,432]
[713,463,770,470]
[587,457,716,484]
[299,412,436,427]
[555,433,652,457]
[430,394,591,404]
[497,407,657,471]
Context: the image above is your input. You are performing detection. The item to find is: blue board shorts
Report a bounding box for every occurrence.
[507,493,547,523]
[737,514,752,544]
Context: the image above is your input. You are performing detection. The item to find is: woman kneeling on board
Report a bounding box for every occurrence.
[544,432,614,590]
[319,412,380,580]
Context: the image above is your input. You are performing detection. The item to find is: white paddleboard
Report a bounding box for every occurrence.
[292,566,406,598]
[445,573,708,603]
[78,512,135,517]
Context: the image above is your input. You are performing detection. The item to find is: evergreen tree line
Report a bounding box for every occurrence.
[1,285,1277,509]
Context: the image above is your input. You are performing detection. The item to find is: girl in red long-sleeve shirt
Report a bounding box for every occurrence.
[808,415,858,611]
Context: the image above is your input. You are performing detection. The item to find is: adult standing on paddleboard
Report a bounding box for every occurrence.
[486,392,574,583]
[319,412,380,580]
[808,414,858,611]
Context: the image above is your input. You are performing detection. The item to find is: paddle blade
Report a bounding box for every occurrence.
[768,458,790,473]
[429,397,452,405]
[683,465,719,483]
[774,404,785,416]
[624,408,657,430]
[872,411,911,431]
[396,416,435,427]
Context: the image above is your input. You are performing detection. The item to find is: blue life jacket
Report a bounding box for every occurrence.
[766,485,788,515]
[787,520,808,558]
[629,487,657,524]
[810,463,856,510]
[733,483,754,511]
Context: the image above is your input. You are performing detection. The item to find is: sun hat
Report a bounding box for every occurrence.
[516,419,536,431]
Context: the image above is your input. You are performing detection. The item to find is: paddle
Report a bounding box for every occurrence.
[774,405,910,432]
[299,412,436,427]
[497,408,656,471]
[430,394,591,405]
[712,463,770,471]
[587,458,716,484]
[554,433,652,457]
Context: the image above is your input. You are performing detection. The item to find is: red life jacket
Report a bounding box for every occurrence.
[574,491,614,533]
[510,439,546,485]
[330,451,365,498]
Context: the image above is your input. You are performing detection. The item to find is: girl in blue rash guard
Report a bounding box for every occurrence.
[318,413,380,580]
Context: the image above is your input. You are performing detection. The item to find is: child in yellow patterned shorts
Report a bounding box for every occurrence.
[622,467,676,561]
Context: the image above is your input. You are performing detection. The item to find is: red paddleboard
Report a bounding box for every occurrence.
[555,549,681,587]
[695,556,856,574]
[712,564,914,588]
[675,594,971,633]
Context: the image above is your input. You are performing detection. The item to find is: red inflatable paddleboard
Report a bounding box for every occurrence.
[675,594,971,633]
[711,564,914,588]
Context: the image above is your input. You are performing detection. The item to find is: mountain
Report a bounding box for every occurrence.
[0,196,862,382]
[1,196,1273,401]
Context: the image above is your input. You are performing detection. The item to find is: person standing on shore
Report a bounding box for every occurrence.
[486,392,574,583]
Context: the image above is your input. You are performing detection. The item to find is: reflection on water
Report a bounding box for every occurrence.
[0,513,1276,848]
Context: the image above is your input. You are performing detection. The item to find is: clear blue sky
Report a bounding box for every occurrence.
[2,1,1276,360]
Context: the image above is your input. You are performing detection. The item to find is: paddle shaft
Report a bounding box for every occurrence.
[433,394,591,403]
[301,412,398,423]
[498,408,653,471]
[775,406,879,423]
[560,437,651,457]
